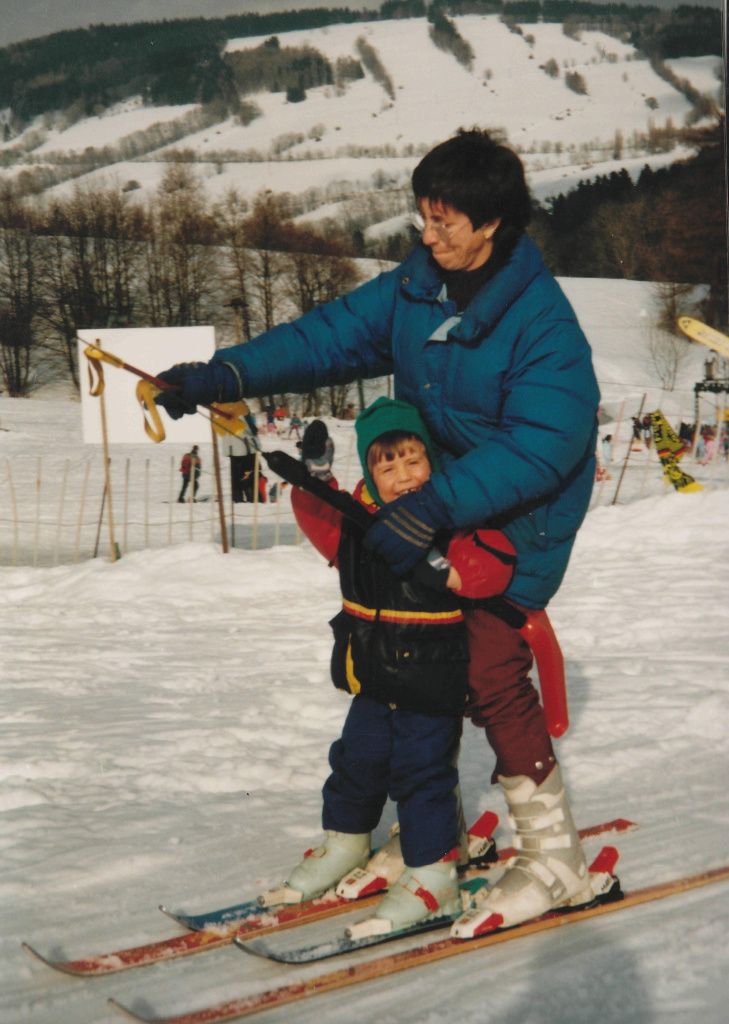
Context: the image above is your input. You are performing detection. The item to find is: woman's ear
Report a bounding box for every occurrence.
[483,218,501,240]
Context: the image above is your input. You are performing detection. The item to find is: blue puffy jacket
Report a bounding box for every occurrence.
[214,235,600,608]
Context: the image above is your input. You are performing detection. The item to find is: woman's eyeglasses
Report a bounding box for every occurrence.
[410,212,468,244]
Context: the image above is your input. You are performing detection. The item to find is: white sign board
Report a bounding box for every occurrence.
[78,327,215,444]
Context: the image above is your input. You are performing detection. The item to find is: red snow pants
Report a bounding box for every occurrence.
[464,605,556,786]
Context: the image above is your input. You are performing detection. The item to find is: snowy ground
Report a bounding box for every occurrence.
[2,278,729,1022]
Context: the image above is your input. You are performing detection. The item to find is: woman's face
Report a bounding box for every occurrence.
[416,198,500,272]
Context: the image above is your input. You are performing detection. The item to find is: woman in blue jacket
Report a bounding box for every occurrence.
[155,129,600,937]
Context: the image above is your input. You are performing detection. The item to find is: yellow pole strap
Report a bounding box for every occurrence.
[86,354,105,397]
[136,380,167,443]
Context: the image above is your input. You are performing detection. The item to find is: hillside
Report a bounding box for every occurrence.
[0,4,724,399]
[0,7,723,221]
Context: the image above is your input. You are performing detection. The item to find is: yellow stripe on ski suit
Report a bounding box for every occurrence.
[341,598,464,626]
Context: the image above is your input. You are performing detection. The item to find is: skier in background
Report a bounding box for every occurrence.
[286,412,303,439]
[154,128,600,937]
[178,445,201,503]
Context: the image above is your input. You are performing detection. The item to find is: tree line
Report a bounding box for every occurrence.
[0,168,362,412]
[1,123,724,400]
[530,122,726,326]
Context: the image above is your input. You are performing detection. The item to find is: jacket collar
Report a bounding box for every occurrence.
[400,234,545,342]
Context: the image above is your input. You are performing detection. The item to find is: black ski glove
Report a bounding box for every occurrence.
[153,362,241,419]
[363,481,453,576]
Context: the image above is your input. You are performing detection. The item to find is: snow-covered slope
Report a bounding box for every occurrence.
[1,415,728,1023]
[3,14,721,212]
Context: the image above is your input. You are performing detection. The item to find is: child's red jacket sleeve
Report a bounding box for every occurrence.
[290,481,343,565]
[446,529,517,599]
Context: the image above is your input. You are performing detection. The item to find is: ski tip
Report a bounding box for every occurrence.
[21,943,81,976]
[158,904,187,926]
[612,818,639,833]
[108,997,157,1022]
[233,936,269,959]
[588,845,620,874]
[21,942,49,966]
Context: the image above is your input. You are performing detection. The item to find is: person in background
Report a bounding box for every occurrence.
[298,419,335,482]
[154,128,600,937]
[268,480,289,503]
[287,413,303,439]
[227,429,257,503]
[178,445,201,503]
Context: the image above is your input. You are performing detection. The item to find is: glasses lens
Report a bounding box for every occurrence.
[410,213,425,233]
[411,212,452,241]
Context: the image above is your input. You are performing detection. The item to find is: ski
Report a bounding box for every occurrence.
[109,861,729,1024]
[677,316,729,359]
[238,847,621,964]
[21,816,635,977]
[20,809,495,977]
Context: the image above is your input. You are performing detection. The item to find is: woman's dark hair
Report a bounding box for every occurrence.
[412,128,532,263]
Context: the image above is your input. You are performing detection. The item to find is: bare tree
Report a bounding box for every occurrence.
[39,185,145,387]
[142,165,218,327]
[0,190,40,395]
[647,323,691,392]
[241,192,296,408]
[646,282,696,392]
[215,189,254,343]
[281,230,362,416]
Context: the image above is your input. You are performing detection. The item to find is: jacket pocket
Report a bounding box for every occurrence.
[329,610,365,696]
[384,627,469,716]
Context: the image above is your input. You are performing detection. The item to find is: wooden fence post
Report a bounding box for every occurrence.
[53,458,69,566]
[74,460,90,563]
[5,458,19,566]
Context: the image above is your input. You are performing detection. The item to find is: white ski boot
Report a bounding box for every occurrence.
[259,831,370,906]
[347,852,461,939]
[451,765,592,939]
[336,823,406,899]
[335,786,479,901]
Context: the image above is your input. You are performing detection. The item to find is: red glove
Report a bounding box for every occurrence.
[447,529,516,599]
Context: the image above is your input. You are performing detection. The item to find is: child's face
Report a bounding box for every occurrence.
[370,440,431,504]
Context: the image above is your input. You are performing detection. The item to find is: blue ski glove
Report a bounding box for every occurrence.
[363,482,453,576]
[153,361,241,419]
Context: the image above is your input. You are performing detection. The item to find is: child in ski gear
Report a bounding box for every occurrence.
[279,397,516,931]
[178,446,201,503]
[154,129,599,934]
[287,413,303,439]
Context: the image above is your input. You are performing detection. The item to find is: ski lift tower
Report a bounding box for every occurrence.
[694,355,729,428]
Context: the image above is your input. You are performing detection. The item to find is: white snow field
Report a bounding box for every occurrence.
[1,272,729,1023]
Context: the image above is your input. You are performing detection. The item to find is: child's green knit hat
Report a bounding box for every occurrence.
[355,397,439,503]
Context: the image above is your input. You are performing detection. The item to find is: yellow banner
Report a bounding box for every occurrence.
[650,411,702,493]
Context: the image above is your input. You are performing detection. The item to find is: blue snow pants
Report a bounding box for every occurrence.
[321,694,461,867]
